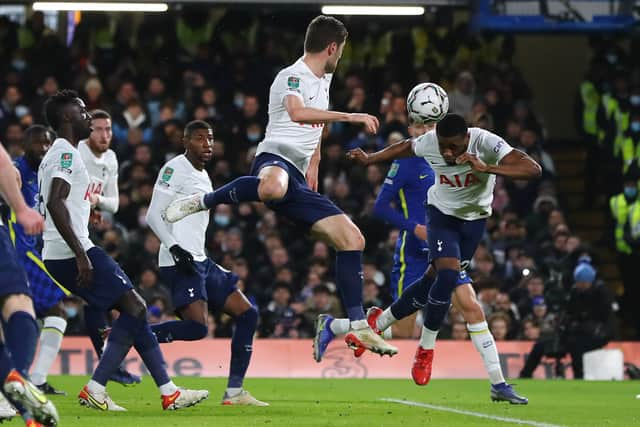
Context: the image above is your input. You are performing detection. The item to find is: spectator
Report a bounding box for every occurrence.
[451,320,469,340]
[564,258,614,379]
[488,312,510,341]
[259,283,301,338]
[301,284,343,336]
[449,71,476,118]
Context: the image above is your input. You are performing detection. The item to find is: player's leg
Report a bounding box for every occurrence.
[31,303,67,395]
[411,207,463,385]
[313,251,431,360]
[311,213,397,357]
[163,154,290,222]
[82,248,208,411]
[200,261,265,405]
[389,257,430,338]
[1,294,39,377]
[220,290,267,406]
[83,304,141,387]
[0,230,58,425]
[20,252,68,395]
[151,263,209,343]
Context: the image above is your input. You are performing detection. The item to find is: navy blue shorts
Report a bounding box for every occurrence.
[250,153,343,227]
[15,245,67,317]
[0,225,31,299]
[426,205,486,270]
[161,259,238,313]
[44,246,133,311]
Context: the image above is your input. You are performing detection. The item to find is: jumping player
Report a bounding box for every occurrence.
[347,113,540,403]
[78,109,140,386]
[163,15,396,357]
[40,90,208,411]
[0,141,59,426]
[146,120,267,406]
[373,120,434,336]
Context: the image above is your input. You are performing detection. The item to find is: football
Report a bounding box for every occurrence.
[407,82,449,124]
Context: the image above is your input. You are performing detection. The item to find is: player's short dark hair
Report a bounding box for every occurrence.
[436,114,468,138]
[43,89,79,130]
[90,109,111,121]
[184,120,212,138]
[23,124,53,146]
[304,15,348,53]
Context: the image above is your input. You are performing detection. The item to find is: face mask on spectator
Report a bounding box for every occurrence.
[105,242,118,252]
[247,132,261,142]
[233,95,244,109]
[214,214,230,227]
[65,306,78,318]
[630,121,640,132]
[630,95,640,106]
[12,59,26,70]
[624,186,638,199]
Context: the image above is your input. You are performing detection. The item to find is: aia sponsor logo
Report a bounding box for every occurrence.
[439,173,480,188]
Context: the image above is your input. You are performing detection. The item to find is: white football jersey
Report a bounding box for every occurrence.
[412,127,513,221]
[151,155,213,267]
[78,140,119,213]
[256,57,332,174]
[39,138,94,259]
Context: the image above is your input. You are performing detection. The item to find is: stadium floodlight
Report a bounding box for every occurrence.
[32,2,168,12]
[321,5,424,16]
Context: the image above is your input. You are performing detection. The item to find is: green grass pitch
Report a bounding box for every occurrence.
[8,376,640,426]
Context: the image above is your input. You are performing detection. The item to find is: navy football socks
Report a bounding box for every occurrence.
[335,251,366,321]
[423,268,458,331]
[134,322,170,387]
[92,312,142,386]
[228,307,258,388]
[390,274,435,320]
[3,311,39,376]
[151,319,208,343]
[203,177,261,208]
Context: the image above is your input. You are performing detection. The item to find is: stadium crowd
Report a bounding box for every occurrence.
[0,8,617,357]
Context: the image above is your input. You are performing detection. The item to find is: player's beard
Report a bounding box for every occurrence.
[324,59,337,73]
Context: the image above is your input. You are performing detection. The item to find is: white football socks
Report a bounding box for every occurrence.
[329,318,350,335]
[31,316,67,386]
[159,381,178,396]
[419,326,438,349]
[376,308,397,332]
[467,321,506,385]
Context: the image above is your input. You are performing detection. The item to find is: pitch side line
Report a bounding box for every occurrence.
[380,398,565,427]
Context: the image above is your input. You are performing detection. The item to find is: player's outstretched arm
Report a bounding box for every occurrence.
[0,143,43,235]
[47,178,93,287]
[347,139,414,166]
[457,149,541,180]
[285,95,379,134]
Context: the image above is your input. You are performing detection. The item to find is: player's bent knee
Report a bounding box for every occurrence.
[1,293,35,319]
[336,227,365,251]
[258,178,287,201]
